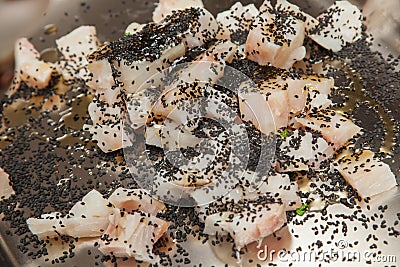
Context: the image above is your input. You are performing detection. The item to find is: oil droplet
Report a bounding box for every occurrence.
[0,136,12,150]
[40,48,59,63]
[43,24,58,35]
[57,134,87,149]
[57,178,71,190]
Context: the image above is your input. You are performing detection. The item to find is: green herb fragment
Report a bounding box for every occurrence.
[280,128,288,138]
[296,203,308,216]
[124,32,131,37]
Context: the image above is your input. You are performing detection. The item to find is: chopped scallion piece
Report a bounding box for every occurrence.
[280,128,288,138]
[296,203,308,216]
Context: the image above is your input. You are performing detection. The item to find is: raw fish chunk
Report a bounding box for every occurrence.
[98,208,169,262]
[295,110,362,149]
[153,0,204,23]
[0,167,14,200]
[108,188,165,215]
[204,203,286,249]
[56,26,100,80]
[8,38,55,95]
[245,1,306,69]
[335,150,397,198]
[308,1,363,52]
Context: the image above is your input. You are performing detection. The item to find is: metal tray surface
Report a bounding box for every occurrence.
[0,0,399,267]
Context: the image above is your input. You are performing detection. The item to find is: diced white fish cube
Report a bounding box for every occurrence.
[0,167,14,200]
[86,58,118,104]
[295,110,362,149]
[284,75,333,116]
[98,208,169,262]
[8,38,55,95]
[56,26,100,81]
[27,190,114,239]
[276,129,334,172]
[152,0,204,23]
[274,0,318,31]
[238,81,289,135]
[87,101,123,125]
[108,188,165,215]
[118,43,185,95]
[69,189,113,218]
[216,2,259,41]
[335,150,397,198]
[245,2,306,69]
[26,212,65,239]
[204,203,286,249]
[84,123,131,153]
[240,171,301,210]
[239,74,333,135]
[308,1,363,52]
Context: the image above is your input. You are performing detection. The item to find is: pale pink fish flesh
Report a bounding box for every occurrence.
[153,0,204,23]
[335,150,397,198]
[204,203,286,249]
[295,110,362,149]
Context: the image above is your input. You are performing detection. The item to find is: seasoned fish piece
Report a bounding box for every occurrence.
[276,129,334,172]
[26,212,66,239]
[245,1,306,69]
[308,1,363,52]
[335,150,397,198]
[8,38,55,95]
[295,110,362,149]
[216,2,259,42]
[118,44,185,95]
[88,8,217,95]
[238,73,333,135]
[108,188,165,215]
[273,0,318,31]
[98,208,169,262]
[204,203,286,249]
[83,123,129,153]
[68,190,113,218]
[259,173,301,210]
[149,40,237,118]
[284,76,333,116]
[86,59,118,105]
[304,86,332,113]
[85,96,128,153]
[61,190,113,238]
[153,0,204,23]
[27,213,109,241]
[143,41,237,149]
[62,217,110,238]
[238,171,301,210]
[238,81,288,135]
[125,91,153,129]
[27,190,113,239]
[0,167,14,200]
[145,117,202,150]
[56,25,100,81]
[87,100,124,126]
